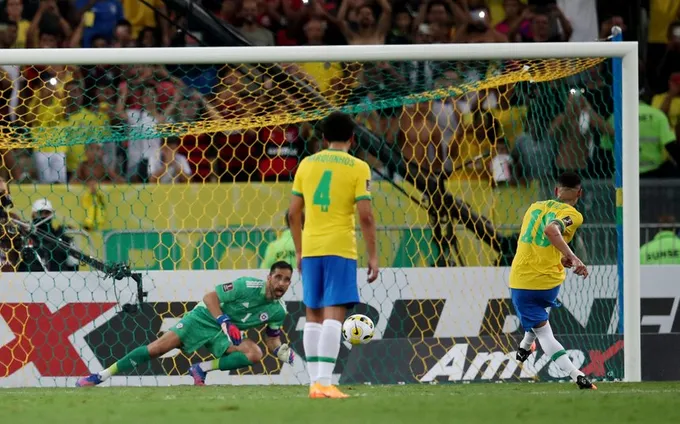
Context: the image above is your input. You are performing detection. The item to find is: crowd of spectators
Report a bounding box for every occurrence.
[0,0,678,188]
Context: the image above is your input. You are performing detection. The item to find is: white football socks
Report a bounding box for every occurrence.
[317,319,342,386]
[520,331,537,350]
[533,322,584,381]
[303,322,323,386]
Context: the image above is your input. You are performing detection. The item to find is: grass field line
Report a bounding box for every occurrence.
[2,386,680,399]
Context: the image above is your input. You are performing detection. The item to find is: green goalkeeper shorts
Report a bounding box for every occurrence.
[168,308,231,357]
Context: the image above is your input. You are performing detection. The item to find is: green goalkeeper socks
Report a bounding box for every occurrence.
[199,352,253,373]
[99,346,151,381]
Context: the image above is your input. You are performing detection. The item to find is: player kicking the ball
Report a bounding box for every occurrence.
[288,111,379,399]
[509,172,596,390]
[76,261,295,387]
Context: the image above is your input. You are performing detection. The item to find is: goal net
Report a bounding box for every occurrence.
[0,43,639,387]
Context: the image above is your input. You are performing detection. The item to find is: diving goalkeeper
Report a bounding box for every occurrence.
[76,261,295,387]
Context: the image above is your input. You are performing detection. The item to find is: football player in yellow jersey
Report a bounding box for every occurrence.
[289,112,379,399]
[509,172,596,390]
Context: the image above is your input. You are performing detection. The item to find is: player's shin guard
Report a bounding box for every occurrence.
[533,323,584,381]
[316,319,342,386]
[303,322,323,385]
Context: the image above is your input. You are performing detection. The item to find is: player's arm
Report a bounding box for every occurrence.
[264,318,294,365]
[356,163,379,283]
[204,282,244,345]
[289,162,306,271]
[543,216,588,277]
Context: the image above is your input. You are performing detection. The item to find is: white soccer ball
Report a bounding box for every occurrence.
[342,314,375,345]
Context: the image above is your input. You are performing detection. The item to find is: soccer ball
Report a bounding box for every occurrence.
[342,314,375,345]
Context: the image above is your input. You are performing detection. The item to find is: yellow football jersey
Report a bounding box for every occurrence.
[291,149,371,260]
[509,200,584,290]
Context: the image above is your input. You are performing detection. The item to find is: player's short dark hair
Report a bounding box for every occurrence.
[321,112,355,143]
[270,261,293,275]
[557,172,581,189]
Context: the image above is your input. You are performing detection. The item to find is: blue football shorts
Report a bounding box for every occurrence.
[301,255,359,309]
[510,286,562,332]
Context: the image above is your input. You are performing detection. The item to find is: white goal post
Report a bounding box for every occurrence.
[0,40,641,382]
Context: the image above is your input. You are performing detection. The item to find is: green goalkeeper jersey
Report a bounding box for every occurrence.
[192,277,287,331]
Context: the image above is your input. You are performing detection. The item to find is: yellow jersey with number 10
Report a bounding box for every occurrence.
[292,149,372,260]
[509,200,584,290]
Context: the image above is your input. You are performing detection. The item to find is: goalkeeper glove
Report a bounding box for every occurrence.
[273,344,294,365]
[216,314,242,346]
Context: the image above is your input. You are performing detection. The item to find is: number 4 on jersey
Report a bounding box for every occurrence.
[313,170,332,212]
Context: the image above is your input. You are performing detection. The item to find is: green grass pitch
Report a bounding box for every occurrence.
[1,382,680,424]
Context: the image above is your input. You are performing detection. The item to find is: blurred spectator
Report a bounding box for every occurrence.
[19,198,79,272]
[454,99,505,180]
[601,98,680,179]
[511,116,555,185]
[25,71,68,184]
[61,79,117,180]
[112,19,133,47]
[556,0,596,42]
[3,0,30,48]
[398,102,445,180]
[217,0,239,24]
[520,6,571,42]
[337,0,391,44]
[387,7,413,44]
[149,137,192,183]
[76,143,124,183]
[495,0,531,42]
[548,89,610,177]
[640,215,680,264]
[238,0,275,46]
[453,2,507,43]
[74,0,124,47]
[651,73,680,139]
[121,0,170,45]
[413,0,452,42]
[27,0,72,48]
[653,21,680,95]
[136,25,159,47]
[648,2,680,94]
[115,82,166,182]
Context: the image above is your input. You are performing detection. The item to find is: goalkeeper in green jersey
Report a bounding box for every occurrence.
[76,261,295,387]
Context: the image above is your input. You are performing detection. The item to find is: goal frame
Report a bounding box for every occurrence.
[0,39,641,382]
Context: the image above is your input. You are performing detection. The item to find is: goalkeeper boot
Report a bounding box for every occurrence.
[188,364,207,386]
[319,385,350,399]
[76,374,102,387]
[576,375,597,390]
[516,341,537,363]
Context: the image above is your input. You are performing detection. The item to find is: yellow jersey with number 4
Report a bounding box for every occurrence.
[509,200,584,290]
[292,149,372,260]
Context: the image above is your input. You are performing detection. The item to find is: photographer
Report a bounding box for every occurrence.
[19,199,79,272]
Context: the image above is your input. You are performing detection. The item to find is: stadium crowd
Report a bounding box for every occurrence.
[0,0,677,187]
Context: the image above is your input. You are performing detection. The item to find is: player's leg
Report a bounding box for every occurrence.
[314,256,360,399]
[76,330,181,387]
[521,287,596,390]
[510,289,537,362]
[301,256,326,395]
[188,340,263,386]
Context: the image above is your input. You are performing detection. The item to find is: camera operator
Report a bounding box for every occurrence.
[19,198,79,272]
[0,178,23,271]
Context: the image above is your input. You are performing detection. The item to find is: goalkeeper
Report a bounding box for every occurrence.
[76,261,295,387]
